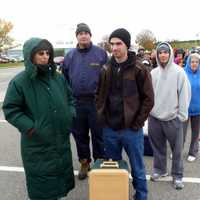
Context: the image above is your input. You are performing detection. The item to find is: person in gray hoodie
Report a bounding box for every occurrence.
[148,42,191,190]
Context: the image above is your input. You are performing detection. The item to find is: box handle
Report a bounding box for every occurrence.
[100,161,119,169]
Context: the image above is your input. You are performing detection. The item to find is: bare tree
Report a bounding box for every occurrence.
[0,19,14,53]
[135,29,156,50]
[98,35,112,54]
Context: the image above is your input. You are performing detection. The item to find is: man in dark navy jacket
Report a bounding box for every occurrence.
[62,23,108,180]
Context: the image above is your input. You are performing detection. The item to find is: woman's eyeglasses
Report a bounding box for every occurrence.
[37,50,50,56]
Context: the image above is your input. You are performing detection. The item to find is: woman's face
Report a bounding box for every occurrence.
[190,57,199,72]
[33,50,50,65]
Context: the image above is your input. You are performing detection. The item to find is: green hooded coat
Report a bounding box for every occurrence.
[3,38,75,200]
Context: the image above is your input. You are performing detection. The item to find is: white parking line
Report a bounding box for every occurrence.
[0,119,7,123]
[0,166,78,174]
[0,166,200,183]
[145,175,200,183]
[0,166,24,172]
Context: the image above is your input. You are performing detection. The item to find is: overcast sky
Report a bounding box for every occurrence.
[1,0,200,46]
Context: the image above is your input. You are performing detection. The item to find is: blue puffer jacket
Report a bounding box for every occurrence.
[63,43,107,97]
[184,55,200,116]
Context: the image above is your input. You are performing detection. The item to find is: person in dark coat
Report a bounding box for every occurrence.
[137,47,145,59]
[3,37,75,200]
[62,23,107,180]
[96,28,154,200]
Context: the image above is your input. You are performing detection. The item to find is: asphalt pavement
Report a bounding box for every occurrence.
[0,66,200,200]
[0,66,24,102]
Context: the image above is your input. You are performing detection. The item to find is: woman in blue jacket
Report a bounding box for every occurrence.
[184,53,200,162]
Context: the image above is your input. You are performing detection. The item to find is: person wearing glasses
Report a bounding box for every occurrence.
[2,38,75,200]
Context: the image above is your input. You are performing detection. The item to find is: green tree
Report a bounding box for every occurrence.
[0,19,14,53]
[135,29,156,50]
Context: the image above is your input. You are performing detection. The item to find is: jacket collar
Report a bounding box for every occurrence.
[76,42,92,53]
[109,51,136,70]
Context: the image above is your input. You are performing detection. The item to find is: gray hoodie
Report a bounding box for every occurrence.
[150,42,191,122]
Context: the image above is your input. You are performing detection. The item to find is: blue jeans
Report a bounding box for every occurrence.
[103,128,148,200]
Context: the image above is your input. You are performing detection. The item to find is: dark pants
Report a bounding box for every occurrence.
[103,127,148,200]
[183,115,200,157]
[148,116,183,179]
[72,100,104,161]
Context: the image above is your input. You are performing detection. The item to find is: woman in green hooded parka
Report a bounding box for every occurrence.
[3,38,76,200]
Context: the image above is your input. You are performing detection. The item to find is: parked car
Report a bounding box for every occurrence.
[10,55,24,62]
[54,56,64,65]
[0,54,24,63]
[0,57,9,63]
[0,55,17,63]
[54,56,64,72]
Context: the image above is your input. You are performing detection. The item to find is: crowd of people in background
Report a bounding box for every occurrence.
[2,22,200,200]
[136,45,200,71]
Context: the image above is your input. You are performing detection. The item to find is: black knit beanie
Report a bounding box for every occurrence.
[109,28,131,49]
[75,23,92,36]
